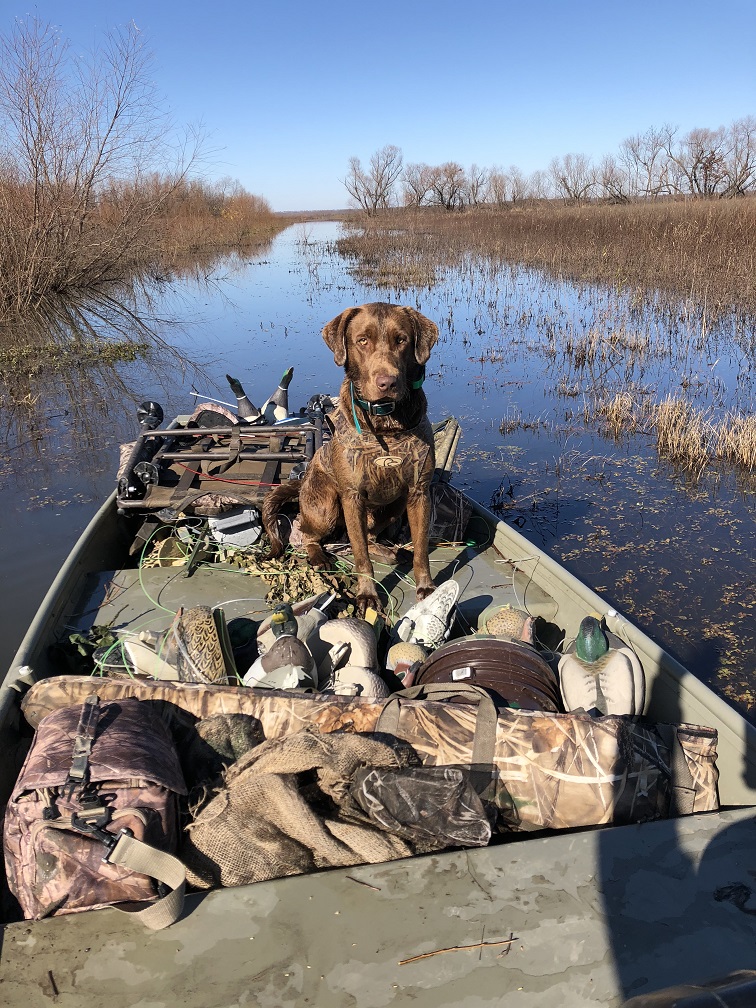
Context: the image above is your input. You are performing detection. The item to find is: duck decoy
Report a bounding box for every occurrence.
[270,602,299,638]
[558,615,645,716]
[391,578,460,650]
[316,617,390,697]
[477,604,534,644]
[260,367,294,424]
[225,374,260,421]
[242,632,316,690]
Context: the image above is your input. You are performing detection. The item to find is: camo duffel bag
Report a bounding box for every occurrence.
[20,677,719,831]
[4,694,187,929]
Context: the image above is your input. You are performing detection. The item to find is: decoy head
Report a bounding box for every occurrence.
[270,604,298,637]
[575,615,610,663]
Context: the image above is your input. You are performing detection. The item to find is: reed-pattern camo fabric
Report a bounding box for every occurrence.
[23,677,719,829]
[5,697,186,920]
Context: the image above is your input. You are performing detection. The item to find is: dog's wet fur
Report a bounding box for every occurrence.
[262,302,439,614]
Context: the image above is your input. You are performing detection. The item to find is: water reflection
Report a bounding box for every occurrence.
[0,221,754,720]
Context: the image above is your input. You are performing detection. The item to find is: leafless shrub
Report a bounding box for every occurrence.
[0,19,276,319]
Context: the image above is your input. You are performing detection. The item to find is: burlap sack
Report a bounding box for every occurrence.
[182,729,412,889]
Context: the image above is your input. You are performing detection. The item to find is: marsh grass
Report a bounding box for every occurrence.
[341,199,756,315]
[583,391,756,479]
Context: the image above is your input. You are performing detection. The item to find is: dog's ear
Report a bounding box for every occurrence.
[322,307,360,367]
[405,308,439,365]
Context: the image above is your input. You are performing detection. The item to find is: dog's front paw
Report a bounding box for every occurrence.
[305,544,332,570]
[355,581,382,618]
[415,583,435,601]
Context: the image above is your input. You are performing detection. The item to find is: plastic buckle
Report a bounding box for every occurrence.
[101,827,134,864]
[70,807,114,848]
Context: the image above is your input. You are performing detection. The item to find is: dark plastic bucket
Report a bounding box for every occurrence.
[414,636,562,712]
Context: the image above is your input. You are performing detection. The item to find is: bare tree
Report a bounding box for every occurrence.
[506,165,529,204]
[527,169,550,200]
[665,126,729,197]
[403,162,434,207]
[721,116,756,197]
[597,154,631,203]
[548,153,595,203]
[427,161,466,210]
[486,167,508,206]
[343,144,403,215]
[620,126,674,199]
[465,163,489,206]
[0,17,202,311]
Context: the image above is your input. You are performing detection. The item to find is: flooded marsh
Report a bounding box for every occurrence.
[0,221,754,719]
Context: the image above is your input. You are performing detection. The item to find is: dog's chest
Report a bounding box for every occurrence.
[322,412,434,501]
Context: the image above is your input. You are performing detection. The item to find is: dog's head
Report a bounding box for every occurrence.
[322,302,438,403]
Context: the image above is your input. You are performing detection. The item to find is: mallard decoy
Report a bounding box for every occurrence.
[225,374,260,421]
[558,615,645,716]
[270,603,299,638]
[243,603,316,690]
[260,367,293,424]
[242,632,316,690]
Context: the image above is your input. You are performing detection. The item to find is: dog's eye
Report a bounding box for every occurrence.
[395,336,406,346]
[357,337,368,346]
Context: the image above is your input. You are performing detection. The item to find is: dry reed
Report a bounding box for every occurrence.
[339,199,756,316]
[584,391,755,479]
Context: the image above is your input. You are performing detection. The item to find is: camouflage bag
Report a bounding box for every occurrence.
[374,682,719,829]
[4,695,187,929]
[21,678,720,831]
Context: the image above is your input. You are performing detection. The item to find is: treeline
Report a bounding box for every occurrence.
[344,119,756,214]
[0,19,275,317]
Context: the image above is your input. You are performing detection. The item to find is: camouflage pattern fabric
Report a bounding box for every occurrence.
[22,677,719,830]
[5,697,186,920]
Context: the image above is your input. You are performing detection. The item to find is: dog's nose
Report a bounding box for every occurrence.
[375,373,398,394]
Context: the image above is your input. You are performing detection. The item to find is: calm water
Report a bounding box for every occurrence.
[1,221,754,717]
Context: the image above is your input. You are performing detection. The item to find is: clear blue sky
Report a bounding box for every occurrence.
[4,0,755,211]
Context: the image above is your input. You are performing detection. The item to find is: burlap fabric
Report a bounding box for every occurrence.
[182,729,412,889]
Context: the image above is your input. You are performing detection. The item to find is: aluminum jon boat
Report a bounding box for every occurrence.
[1,398,755,1008]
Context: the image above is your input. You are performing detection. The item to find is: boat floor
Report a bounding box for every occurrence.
[66,533,562,654]
[2,806,755,1007]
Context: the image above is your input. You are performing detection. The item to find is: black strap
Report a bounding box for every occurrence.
[169,459,197,505]
[66,695,100,789]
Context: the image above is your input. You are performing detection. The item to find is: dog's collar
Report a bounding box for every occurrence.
[351,387,396,416]
[349,368,425,434]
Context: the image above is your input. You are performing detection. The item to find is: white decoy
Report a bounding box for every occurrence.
[316,618,390,698]
[391,579,460,650]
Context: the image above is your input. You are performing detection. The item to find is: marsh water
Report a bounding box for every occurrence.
[1,221,754,718]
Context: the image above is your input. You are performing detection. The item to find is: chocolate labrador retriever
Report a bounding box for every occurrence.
[262,302,439,614]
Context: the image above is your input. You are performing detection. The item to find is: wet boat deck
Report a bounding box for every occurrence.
[2,806,755,1007]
